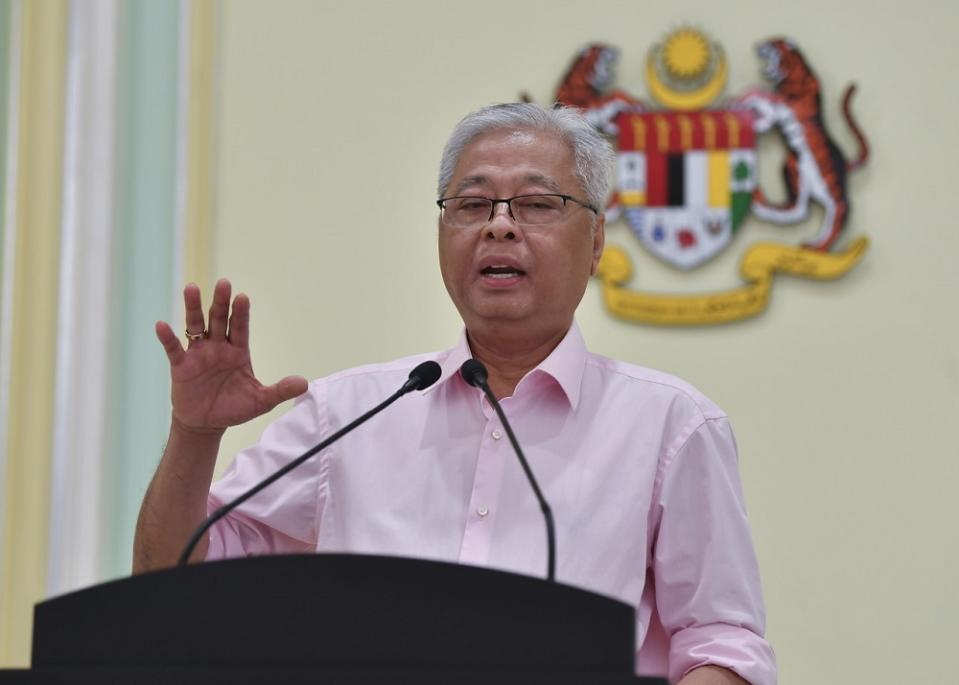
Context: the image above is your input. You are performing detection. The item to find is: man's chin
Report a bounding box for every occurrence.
[460,303,535,331]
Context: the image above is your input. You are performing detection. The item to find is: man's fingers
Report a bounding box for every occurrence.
[155,321,186,365]
[260,376,309,411]
[227,293,250,348]
[183,283,206,340]
[207,278,232,340]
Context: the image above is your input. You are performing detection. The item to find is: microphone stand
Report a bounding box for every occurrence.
[461,360,556,583]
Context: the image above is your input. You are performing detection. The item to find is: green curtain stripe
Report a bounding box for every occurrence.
[0,0,11,292]
[106,0,180,578]
[0,0,11,591]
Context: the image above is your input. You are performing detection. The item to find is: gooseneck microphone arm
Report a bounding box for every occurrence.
[178,361,442,567]
[460,359,556,583]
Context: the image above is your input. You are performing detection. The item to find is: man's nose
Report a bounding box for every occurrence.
[485,202,520,241]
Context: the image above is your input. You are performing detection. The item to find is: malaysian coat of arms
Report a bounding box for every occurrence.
[529,29,870,325]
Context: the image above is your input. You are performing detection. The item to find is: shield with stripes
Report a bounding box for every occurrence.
[615,110,756,270]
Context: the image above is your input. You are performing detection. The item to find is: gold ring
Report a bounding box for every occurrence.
[185,329,207,341]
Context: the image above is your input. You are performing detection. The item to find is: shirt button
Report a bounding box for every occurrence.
[491,429,503,440]
[477,506,489,517]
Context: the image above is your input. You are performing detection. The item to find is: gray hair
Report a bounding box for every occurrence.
[437,103,615,211]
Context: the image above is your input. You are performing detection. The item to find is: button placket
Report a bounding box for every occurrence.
[457,416,508,566]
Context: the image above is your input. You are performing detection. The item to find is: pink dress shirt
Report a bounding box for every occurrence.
[207,323,777,684]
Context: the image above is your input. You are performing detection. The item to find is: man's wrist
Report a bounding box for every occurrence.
[169,415,227,443]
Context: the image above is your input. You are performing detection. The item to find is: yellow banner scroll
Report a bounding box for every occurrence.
[595,237,869,326]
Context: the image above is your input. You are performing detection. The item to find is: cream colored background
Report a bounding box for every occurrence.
[210,1,958,683]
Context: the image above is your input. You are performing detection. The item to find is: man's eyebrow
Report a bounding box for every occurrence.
[451,176,487,195]
[451,174,564,196]
[524,174,562,193]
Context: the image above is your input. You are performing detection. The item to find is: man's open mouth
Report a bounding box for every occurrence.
[481,265,526,279]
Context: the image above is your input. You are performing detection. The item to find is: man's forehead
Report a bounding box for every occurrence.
[467,127,566,151]
[500,129,540,144]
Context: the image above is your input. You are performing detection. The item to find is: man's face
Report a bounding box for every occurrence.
[438,128,605,342]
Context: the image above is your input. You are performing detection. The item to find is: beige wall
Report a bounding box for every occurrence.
[212,1,958,682]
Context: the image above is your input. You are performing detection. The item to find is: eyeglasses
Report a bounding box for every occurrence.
[436,194,598,229]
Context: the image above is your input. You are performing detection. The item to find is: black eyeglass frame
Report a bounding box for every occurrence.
[436,193,599,228]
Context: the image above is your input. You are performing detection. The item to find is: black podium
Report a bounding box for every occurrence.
[2,554,668,684]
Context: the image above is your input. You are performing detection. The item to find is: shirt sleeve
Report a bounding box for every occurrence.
[205,380,330,560]
[651,416,777,685]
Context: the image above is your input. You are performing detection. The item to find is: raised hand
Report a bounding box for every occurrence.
[155,278,308,435]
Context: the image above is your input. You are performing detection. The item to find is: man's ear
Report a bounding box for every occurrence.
[589,213,606,276]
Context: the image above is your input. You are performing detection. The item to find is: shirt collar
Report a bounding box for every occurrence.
[425,321,587,411]
[530,321,587,410]
[427,329,474,395]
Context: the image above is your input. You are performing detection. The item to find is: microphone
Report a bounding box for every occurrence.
[460,359,556,583]
[178,360,442,566]
[401,360,442,393]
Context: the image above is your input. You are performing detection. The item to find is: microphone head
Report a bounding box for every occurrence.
[460,359,488,388]
[407,360,442,391]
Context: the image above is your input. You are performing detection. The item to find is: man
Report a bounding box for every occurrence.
[136,103,776,685]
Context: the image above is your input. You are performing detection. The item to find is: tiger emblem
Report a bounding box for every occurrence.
[740,38,869,251]
[551,44,643,134]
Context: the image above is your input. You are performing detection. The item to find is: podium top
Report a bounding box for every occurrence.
[33,554,637,674]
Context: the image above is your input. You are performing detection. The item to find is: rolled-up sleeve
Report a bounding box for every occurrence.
[652,416,777,685]
[205,381,330,560]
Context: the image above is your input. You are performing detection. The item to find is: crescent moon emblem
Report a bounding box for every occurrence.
[645,51,728,111]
